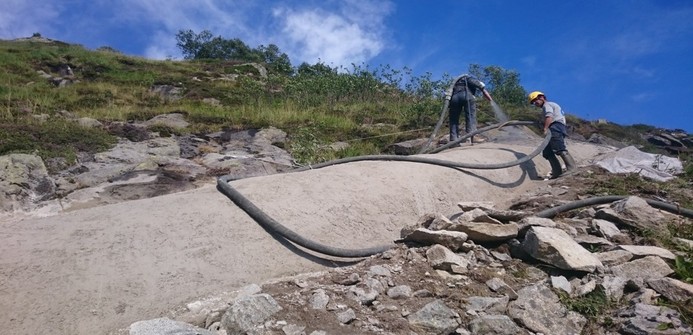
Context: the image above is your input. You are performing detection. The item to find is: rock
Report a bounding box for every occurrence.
[551,276,572,294]
[0,153,57,211]
[387,285,412,299]
[426,244,469,273]
[309,289,330,310]
[603,196,667,230]
[595,249,633,267]
[463,296,509,314]
[618,245,676,260]
[392,138,427,155]
[609,256,674,283]
[367,265,391,277]
[468,315,525,335]
[517,216,557,232]
[347,286,378,305]
[601,275,628,301]
[336,308,356,324]
[619,303,691,335]
[221,294,282,335]
[77,117,103,128]
[574,234,613,247]
[591,219,626,240]
[401,228,469,251]
[448,222,518,243]
[647,277,693,303]
[129,317,216,335]
[407,300,461,335]
[521,226,603,272]
[485,277,518,300]
[457,208,503,224]
[508,284,586,335]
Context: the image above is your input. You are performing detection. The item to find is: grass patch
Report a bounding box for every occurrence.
[557,287,620,331]
[0,118,116,169]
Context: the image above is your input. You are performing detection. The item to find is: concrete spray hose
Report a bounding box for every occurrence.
[217,122,693,258]
[217,120,551,258]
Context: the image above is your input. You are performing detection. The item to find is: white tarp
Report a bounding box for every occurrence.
[594,146,683,182]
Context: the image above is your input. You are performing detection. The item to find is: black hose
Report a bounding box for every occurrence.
[418,91,452,154]
[534,195,693,219]
[217,120,552,258]
[217,175,395,258]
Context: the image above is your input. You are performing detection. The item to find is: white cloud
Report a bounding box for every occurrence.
[275,9,380,66]
[1,0,394,65]
[0,0,60,39]
[273,1,393,67]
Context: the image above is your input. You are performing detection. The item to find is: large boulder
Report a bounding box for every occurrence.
[521,226,603,272]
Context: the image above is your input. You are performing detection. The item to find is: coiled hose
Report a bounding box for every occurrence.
[217,121,692,258]
[217,120,550,258]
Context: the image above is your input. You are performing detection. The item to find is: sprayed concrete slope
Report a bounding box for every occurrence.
[0,129,614,335]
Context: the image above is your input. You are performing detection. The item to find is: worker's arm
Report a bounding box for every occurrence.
[543,116,553,134]
[482,89,493,102]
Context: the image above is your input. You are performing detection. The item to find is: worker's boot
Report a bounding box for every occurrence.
[449,124,459,143]
[558,151,576,172]
[547,155,563,179]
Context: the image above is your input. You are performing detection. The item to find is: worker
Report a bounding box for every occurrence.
[449,74,493,144]
[528,91,576,179]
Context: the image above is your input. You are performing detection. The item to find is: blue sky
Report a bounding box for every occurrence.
[2,0,692,132]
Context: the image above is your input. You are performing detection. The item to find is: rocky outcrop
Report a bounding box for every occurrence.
[124,195,691,335]
[0,113,295,216]
[0,154,56,211]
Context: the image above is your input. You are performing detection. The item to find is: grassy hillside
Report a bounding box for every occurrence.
[0,37,689,170]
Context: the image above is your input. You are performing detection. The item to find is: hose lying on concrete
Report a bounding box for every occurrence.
[217,174,394,258]
[217,121,693,258]
[534,195,693,219]
[217,120,550,258]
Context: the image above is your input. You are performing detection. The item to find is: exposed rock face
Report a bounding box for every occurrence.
[0,114,295,216]
[0,154,56,211]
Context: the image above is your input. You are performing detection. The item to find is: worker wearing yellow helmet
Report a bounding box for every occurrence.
[528,91,576,179]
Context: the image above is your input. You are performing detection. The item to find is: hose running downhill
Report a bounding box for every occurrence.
[217,120,549,258]
[216,121,693,258]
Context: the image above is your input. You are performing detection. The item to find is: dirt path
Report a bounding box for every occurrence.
[0,133,613,334]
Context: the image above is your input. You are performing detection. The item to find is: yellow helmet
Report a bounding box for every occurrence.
[528,91,544,104]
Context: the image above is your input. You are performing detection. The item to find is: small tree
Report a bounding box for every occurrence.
[257,44,293,75]
[469,64,527,107]
[175,29,255,61]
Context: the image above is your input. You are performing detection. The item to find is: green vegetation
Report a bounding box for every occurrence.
[558,287,614,318]
[0,38,526,167]
[581,168,693,324]
[557,287,620,332]
[1,36,690,176]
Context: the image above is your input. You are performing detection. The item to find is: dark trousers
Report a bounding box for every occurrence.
[542,122,567,174]
[449,92,476,141]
